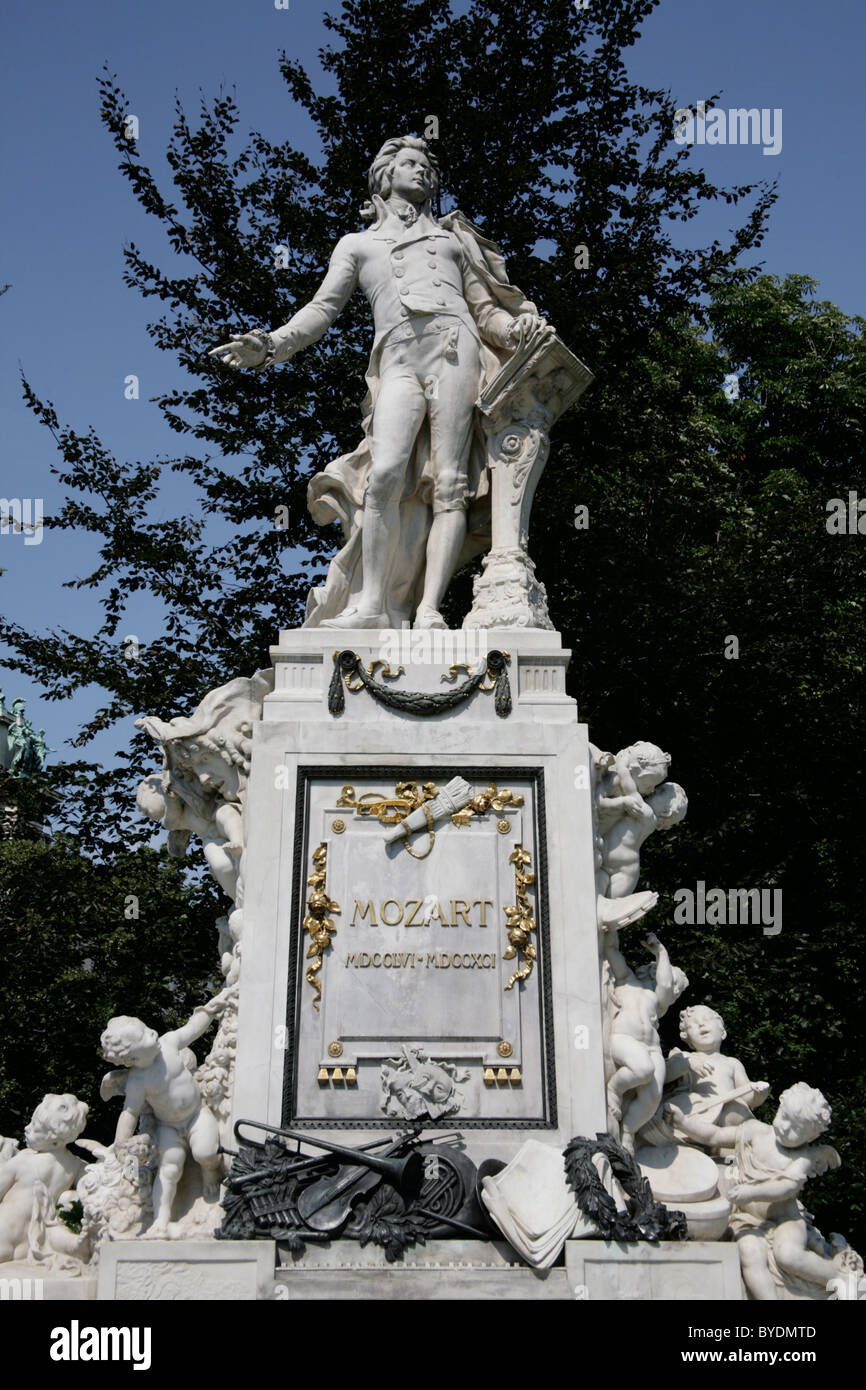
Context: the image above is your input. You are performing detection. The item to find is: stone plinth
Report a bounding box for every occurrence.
[97,1240,276,1301]
[565,1240,744,1301]
[275,1239,569,1300]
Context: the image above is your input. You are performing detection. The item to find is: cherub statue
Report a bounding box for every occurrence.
[668,1083,859,1300]
[605,932,689,1154]
[100,986,236,1235]
[137,772,243,902]
[596,742,688,901]
[135,668,273,905]
[664,1004,770,1140]
[0,1094,96,1263]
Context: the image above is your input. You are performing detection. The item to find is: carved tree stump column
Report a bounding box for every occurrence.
[463,328,594,631]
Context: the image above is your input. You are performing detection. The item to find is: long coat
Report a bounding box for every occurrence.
[267,198,536,627]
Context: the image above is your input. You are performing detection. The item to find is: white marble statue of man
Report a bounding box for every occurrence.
[210,134,546,629]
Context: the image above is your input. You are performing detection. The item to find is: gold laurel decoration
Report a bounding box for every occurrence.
[303,842,340,1010]
[441,661,474,682]
[450,783,525,828]
[335,780,439,826]
[503,843,537,990]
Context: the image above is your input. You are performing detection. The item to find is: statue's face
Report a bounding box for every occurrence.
[390,147,434,204]
[685,1008,724,1052]
[632,761,667,795]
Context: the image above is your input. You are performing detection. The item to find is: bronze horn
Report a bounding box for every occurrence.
[232,1120,424,1227]
[283,1129,424,1230]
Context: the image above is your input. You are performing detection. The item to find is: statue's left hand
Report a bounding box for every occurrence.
[507,312,548,346]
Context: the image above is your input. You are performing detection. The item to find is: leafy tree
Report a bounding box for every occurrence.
[0,833,221,1144]
[634,274,866,1246]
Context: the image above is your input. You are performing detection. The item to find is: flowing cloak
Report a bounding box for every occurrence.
[303,210,538,627]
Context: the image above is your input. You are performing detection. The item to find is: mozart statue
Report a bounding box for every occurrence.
[211,135,547,630]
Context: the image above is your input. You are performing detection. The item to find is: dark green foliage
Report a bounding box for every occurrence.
[0,836,222,1145]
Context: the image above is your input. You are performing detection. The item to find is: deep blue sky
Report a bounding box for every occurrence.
[2,0,864,766]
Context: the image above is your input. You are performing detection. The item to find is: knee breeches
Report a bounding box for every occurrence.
[365,318,482,514]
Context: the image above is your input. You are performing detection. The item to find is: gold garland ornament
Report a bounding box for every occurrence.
[303,843,340,1010]
[450,783,524,827]
[336,779,524,861]
[504,843,537,990]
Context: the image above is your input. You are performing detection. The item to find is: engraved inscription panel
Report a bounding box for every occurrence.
[284,768,554,1127]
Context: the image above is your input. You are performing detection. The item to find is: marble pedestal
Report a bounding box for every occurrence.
[273,1238,743,1300]
[233,625,606,1168]
[214,624,746,1300]
[565,1240,744,1301]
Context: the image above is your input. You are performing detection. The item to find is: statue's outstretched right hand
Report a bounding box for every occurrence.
[208,333,269,369]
